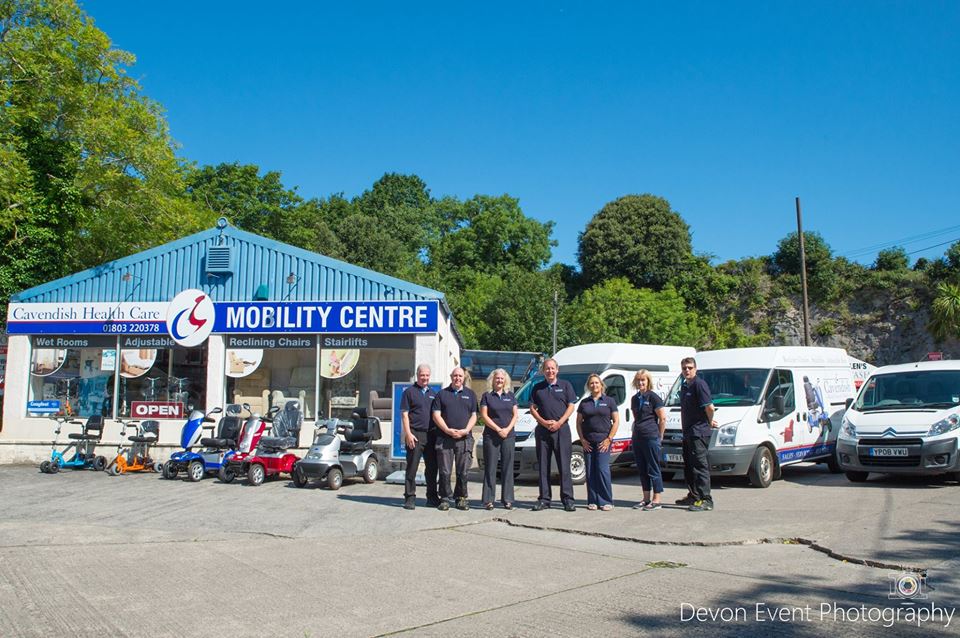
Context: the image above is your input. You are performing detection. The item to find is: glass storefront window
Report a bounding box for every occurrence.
[117,336,207,417]
[28,337,116,418]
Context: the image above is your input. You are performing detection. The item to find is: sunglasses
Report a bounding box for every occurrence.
[681,366,695,370]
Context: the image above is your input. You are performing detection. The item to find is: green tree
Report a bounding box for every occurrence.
[930,281,960,342]
[0,0,207,308]
[563,278,703,347]
[427,194,554,275]
[873,246,909,271]
[770,231,839,301]
[577,194,692,291]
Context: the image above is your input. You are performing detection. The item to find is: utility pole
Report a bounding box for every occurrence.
[796,197,812,346]
[551,289,559,356]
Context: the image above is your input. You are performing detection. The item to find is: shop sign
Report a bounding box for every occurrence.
[131,401,183,419]
[225,335,318,349]
[31,335,117,348]
[27,400,60,414]
[319,334,414,349]
[120,335,176,349]
[8,299,439,337]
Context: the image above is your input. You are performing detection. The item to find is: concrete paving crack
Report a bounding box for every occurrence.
[371,564,654,637]
[449,517,928,575]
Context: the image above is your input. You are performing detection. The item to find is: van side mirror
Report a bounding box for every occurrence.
[773,395,785,415]
[845,397,853,409]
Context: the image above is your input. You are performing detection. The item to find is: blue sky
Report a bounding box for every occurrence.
[83,1,959,268]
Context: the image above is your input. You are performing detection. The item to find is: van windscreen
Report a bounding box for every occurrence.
[666,368,769,407]
[855,370,960,411]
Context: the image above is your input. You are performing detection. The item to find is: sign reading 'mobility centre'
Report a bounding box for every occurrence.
[6,298,440,336]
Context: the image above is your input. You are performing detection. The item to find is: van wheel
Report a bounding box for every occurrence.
[570,447,586,485]
[845,471,869,483]
[826,449,842,473]
[748,447,774,488]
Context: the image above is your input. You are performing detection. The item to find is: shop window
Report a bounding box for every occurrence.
[117,345,207,417]
[225,346,318,419]
[28,341,116,418]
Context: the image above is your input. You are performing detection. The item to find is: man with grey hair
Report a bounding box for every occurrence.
[400,363,439,509]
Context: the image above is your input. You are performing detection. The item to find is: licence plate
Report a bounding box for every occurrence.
[869,447,908,457]
[663,453,683,463]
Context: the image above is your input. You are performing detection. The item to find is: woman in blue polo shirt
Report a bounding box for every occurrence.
[631,369,667,511]
[576,374,620,510]
[479,368,518,510]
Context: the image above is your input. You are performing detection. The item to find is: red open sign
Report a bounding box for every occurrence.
[131,401,184,419]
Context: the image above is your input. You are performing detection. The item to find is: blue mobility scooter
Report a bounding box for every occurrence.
[162,405,227,481]
[39,414,108,473]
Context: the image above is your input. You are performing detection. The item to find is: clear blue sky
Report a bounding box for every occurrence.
[83,1,959,268]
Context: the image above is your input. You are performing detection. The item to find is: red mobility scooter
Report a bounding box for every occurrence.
[243,400,303,486]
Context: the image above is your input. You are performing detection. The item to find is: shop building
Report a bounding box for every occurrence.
[1,220,462,463]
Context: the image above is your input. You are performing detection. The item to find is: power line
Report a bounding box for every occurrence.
[905,237,960,257]
[840,223,960,259]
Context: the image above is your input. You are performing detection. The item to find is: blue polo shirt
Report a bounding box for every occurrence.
[632,390,665,438]
[400,384,437,432]
[577,394,618,444]
[480,391,517,432]
[531,379,577,424]
[680,376,713,439]
[432,385,478,434]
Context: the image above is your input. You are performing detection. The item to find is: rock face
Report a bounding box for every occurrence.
[767,295,959,366]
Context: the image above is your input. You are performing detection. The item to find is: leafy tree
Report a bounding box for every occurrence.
[930,281,960,342]
[563,278,703,347]
[427,194,554,275]
[577,194,692,291]
[873,246,909,271]
[770,231,839,301]
[0,0,207,309]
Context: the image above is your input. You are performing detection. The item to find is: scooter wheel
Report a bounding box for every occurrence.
[154,462,164,473]
[363,457,378,484]
[40,461,51,474]
[107,463,121,476]
[187,460,204,482]
[247,463,265,487]
[292,463,308,488]
[218,466,236,484]
[92,456,107,472]
[162,463,178,480]
[49,461,61,474]
[326,467,343,491]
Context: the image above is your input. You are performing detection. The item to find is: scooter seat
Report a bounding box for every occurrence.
[259,436,296,450]
[201,437,236,449]
[129,435,157,444]
[339,441,371,454]
[68,433,99,440]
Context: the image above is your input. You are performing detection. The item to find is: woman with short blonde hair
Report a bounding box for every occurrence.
[576,373,620,510]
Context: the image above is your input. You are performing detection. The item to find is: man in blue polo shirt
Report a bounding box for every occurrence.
[529,358,578,512]
[400,364,439,510]
[677,357,717,512]
[432,367,478,511]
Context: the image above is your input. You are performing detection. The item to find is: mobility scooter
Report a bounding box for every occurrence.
[242,400,303,486]
[219,404,278,483]
[39,414,108,473]
[162,405,224,481]
[293,409,381,490]
[106,419,162,475]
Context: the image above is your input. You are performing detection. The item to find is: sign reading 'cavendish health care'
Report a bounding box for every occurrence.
[6,298,440,338]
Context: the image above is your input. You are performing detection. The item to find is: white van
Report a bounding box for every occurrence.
[660,347,860,487]
[837,360,960,481]
[477,343,695,484]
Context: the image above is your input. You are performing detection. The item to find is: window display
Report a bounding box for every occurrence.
[28,336,115,418]
[117,336,207,417]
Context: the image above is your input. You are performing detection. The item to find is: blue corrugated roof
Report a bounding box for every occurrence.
[11,224,448,305]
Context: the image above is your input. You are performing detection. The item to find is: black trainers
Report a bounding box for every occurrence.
[688,499,714,512]
[438,501,450,511]
[531,502,550,511]
[563,502,576,512]
[456,498,470,511]
[675,494,697,506]
[403,497,416,510]
[426,498,441,508]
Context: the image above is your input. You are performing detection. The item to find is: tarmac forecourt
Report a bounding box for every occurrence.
[0,462,957,637]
